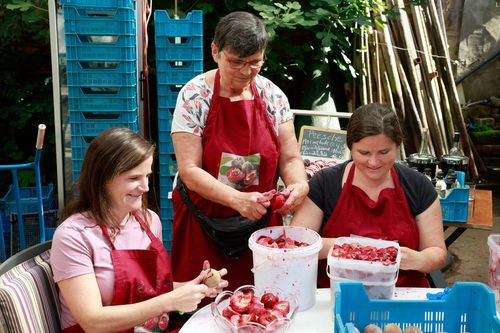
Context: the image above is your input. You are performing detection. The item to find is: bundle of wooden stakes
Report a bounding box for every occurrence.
[351,0,483,178]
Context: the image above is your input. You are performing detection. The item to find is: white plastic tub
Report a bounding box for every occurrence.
[248,226,322,311]
[327,236,400,300]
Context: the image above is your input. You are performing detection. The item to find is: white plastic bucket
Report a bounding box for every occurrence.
[248,226,322,311]
[327,236,400,300]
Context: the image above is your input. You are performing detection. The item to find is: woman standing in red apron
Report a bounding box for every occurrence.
[51,128,227,332]
[291,103,447,288]
[170,11,308,290]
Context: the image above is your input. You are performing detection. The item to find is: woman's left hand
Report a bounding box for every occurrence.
[275,181,309,215]
[399,246,422,271]
[199,260,228,298]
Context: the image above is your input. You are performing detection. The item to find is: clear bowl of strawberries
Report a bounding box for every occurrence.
[211,285,298,333]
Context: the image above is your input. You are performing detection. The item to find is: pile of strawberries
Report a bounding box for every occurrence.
[256,234,310,249]
[221,289,291,328]
[330,242,398,266]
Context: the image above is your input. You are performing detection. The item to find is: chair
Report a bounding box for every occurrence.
[0,241,61,332]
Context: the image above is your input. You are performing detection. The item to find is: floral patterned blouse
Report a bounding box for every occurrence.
[171,73,293,136]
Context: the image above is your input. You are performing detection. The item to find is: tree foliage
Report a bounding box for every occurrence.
[0,0,55,193]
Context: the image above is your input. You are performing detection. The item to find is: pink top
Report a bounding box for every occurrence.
[50,210,163,329]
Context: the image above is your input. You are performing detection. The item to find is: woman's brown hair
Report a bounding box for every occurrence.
[346,103,403,150]
[61,128,155,229]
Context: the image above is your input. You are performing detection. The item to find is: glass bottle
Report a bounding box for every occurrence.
[407,128,437,176]
[440,132,469,176]
[435,171,446,198]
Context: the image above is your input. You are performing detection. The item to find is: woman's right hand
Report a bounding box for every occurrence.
[167,283,208,313]
[230,191,270,220]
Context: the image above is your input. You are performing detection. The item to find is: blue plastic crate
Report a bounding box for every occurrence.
[68,85,137,98]
[161,206,174,221]
[70,110,138,123]
[440,185,469,222]
[158,140,174,154]
[157,83,183,108]
[66,59,136,73]
[60,0,135,9]
[4,209,58,259]
[68,96,137,112]
[66,70,136,87]
[64,7,135,35]
[157,93,179,109]
[159,175,174,188]
[334,281,500,333]
[71,158,84,182]
[70,135,92,161]
[158,109,173,132]
[156,69,201,85]
[155,42,203,62]
[65,34,136,61]
[0,184,55,216]
[70,119,138,138]
[156,60,203,73]
[154,10,203,37]
[159,162,177,177]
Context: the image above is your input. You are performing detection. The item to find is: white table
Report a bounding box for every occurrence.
[179,287,437,333]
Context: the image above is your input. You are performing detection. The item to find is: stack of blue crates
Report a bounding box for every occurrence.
[154,10,203,251]
[62,0,139,182]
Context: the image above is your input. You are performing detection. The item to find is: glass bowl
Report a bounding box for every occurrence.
[211,285,298,333]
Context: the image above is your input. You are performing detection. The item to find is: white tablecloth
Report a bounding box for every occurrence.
[179,287,437,333]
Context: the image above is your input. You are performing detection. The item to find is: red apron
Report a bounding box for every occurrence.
[63,213,175,333]
[318,163,428,288]
[171,70,282,290]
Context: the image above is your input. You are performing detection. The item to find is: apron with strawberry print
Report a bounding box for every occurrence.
[171,69,282,289]
[63,212,176,333]
[318,163,428,288]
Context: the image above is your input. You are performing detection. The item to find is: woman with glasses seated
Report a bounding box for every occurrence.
[170,11,308,290]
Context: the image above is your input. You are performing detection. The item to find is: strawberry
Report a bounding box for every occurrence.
[260,292,278,309]
[222,306,239,319]
[257,309,280,327]
[273,300,291,316]
[229,290,254,313]
[270,193,286,210]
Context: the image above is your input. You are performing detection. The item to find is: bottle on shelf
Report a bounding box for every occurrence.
[435,170,447,198]
[423,168,433,182]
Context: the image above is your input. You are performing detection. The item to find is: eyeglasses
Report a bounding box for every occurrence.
[222,50,265,70]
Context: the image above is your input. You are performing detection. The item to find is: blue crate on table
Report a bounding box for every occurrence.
[0,184,55,217]
[60,0,135,9]
[334,281,500,333]
[64,6,135,35]
[154,10,202,37]
[440,185,469,222]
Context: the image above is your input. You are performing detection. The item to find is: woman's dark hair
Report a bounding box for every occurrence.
[346,103,403,149]
[61,128,155,228]
[213,11,268,57]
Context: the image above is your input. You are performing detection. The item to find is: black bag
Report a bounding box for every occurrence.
[177,179,266,259]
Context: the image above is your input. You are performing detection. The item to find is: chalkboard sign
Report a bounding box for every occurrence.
[298,126,350,161]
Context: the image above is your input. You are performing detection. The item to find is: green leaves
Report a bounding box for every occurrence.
[248,0,391,79]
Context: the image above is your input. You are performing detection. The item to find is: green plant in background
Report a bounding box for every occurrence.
[0,0,56,194]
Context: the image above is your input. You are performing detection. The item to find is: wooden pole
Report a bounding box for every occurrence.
[426,0,478,178]
[411,3,448,156]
